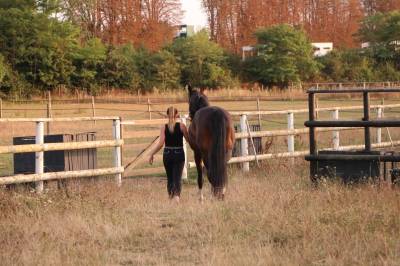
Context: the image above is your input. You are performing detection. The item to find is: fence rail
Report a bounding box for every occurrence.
[0,116,123,192]
[121,101,400,176]
[0,167,124,186]
[0,140,123,154]
[0,116,119,122]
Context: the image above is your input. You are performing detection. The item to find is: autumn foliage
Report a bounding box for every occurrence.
[202,0,400,52]
[63,0,183,51]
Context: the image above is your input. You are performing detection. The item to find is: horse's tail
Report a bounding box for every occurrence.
[208,109,228,189]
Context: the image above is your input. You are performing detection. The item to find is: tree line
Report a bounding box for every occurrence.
[203,0,400,52]
[0,0,400,98]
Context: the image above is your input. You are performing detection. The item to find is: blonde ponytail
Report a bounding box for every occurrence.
[167,106,177,133]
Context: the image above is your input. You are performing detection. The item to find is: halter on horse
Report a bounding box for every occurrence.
[187,85,235,200]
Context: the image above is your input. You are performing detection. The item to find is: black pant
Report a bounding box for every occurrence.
[163,147,185,197]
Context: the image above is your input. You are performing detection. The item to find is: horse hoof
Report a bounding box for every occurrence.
[172,196,180,203]
[198,191,204,203]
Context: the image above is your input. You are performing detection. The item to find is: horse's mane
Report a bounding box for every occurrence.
[188,86,209,119]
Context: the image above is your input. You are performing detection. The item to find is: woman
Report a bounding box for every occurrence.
[149,107,189,202]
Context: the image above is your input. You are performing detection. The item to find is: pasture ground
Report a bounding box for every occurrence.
[1,96,400,177]
[0,161,399,265]
[0,94,399,265]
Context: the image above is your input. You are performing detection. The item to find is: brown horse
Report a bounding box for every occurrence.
[187,86,235,200]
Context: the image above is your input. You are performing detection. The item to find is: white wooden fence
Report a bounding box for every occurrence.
[0,116,123,192]
[121,103,400,176]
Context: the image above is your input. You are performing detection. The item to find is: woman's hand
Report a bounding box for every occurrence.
[149,154,154,165]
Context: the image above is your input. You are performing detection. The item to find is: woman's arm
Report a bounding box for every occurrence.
[180,123,189,142]
[149,126,165,164]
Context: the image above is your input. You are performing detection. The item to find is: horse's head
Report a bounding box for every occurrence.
[187,84,209,119]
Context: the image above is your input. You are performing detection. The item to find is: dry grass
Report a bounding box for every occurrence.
[1,96,400,265]
[0,161,399,266]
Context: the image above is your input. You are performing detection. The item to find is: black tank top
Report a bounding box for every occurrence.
[165,123,183,147]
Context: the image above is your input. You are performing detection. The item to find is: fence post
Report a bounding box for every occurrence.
[240,115,249,172]
[256,98,262,128]
[181,115,188,179]
[332,109,340,149]
[91,96,96,125]
[47,91,52,134]
[77,90,80,113]
[35,121,44,193]
[147,98,152,120]
[287,112,294,164]
[113,118,122,186]
[377,107,382,144]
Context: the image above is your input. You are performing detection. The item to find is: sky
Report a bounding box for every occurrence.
[180,0,207,28]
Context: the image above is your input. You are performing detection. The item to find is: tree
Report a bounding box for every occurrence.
[317,49,376,82]
[62,0,182,50]
[244,24,320,87]
[70,38,106,93]
[153,50,180,90]
[100,44,139,90]
[132,47,158,91]
[0,54,5,84]
[202,0,364,52]
[0,0,80,90]
[358,11,400,67]
[170,31,234,88]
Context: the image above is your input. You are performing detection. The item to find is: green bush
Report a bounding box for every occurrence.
[317,49,376,82]
[169,30,235,88]
[244,24,320,88]
[100,44,140,90]
[153,50,181,90]
[0,2,79,91]
[70,38,106,94]
[0,54,5,84]
[358,11,400,67]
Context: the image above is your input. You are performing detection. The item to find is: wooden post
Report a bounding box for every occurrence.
[363,92,371,151]
[147,98,151,120]
[182,115,188,179]
[35,121,44,193]
[315,97,319,119]
[287,112,295,164]
[332,109,340,149]
[308,93,317,180]
[91,96,96,125]
[77,90,81,113]
[46,91,52,134]
[256,98,262,128]
[240,115,249,172]
[113,118,122,186]
[377,107,382,144]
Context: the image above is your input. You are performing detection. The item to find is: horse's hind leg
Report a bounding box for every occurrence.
[194,151,204,202]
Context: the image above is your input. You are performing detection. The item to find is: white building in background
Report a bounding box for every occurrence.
[175,24,205,39]
[241,42,333,60]
[241,46,255,61]
[312,42,333,57]
[361,42,370,49]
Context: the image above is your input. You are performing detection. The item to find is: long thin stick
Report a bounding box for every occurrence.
[386,128,394,148]
[124,136,159,170]
[245,118,259,167]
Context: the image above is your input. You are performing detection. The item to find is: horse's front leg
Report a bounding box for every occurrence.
[194,150,204,202]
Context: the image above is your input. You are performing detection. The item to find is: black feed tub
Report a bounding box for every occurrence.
[306,150,381,183]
